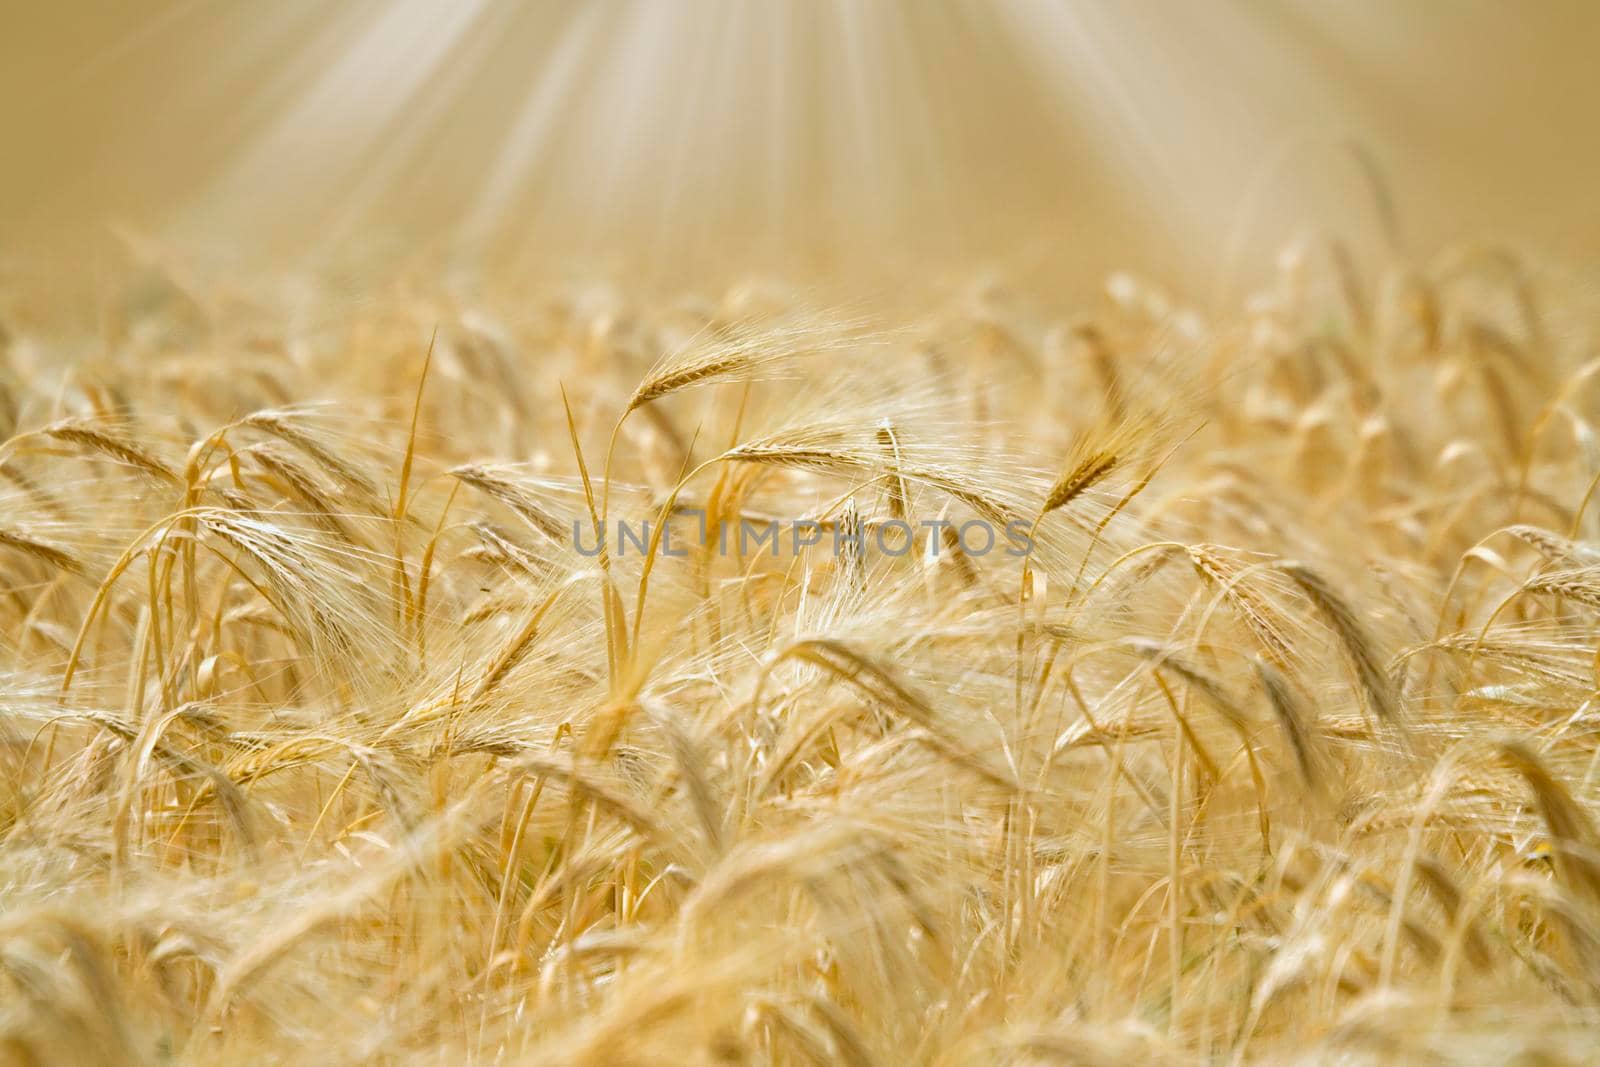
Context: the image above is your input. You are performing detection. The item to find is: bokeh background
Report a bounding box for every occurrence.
[4,0,1599,302]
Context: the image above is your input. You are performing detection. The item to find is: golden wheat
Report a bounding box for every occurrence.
[0,243,1595,1067]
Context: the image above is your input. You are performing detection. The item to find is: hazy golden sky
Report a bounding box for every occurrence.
[4,1,1598,296]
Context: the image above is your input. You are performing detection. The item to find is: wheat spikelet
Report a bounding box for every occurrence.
[628,352,754,413]
[725,432,1012,525]
[469,521,549,577]
[242,410,381,498]
[626,316,853,413]
[0,526,84,575]
[1503,524,1576,563]
[41,419,178,483]
[1254,657,1325,789]
[1277,560,1404,725]
[1043,450,1116,515]
[1188,543,1294,665]
[449,464,566,542]
[1523,569,1600,610]
[836,497,866,595]
[249,443,357,542]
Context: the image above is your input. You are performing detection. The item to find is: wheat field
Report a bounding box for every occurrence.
[0,240,1594,1065]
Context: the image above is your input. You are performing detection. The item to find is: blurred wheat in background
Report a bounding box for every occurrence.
[1,2,1599,1065]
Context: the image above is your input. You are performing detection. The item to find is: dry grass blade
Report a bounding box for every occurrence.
[874,421,909,521]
